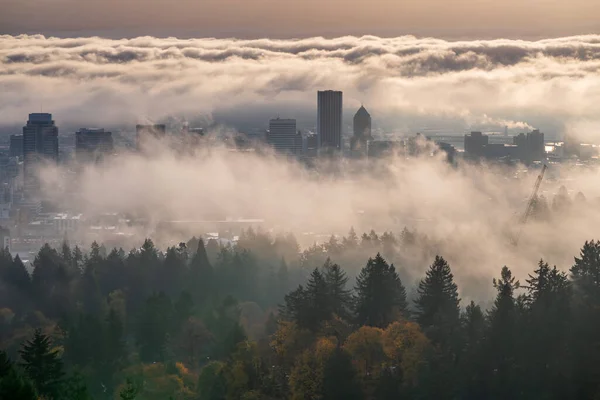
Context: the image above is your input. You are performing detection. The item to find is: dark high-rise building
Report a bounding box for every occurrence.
[464,131,488,159]
[75,128,114,163]
[267,118,297,154]
[136,124,166,150]
[528,129,545,161]
[317,90,343,151]
[513,129,545,164]
[351,105,372,156]
[23,113,58,195]
[9,135,23,158]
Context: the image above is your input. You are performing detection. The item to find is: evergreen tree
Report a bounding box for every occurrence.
[189,239,214,304]
[322,258,353,321]
[414,256,461,346]
[280,285,307,323]
[486,266,521,400]
[19,329,64,399]
[523,260,572,399]
[460,301,487,400]
[0,254,31,313]
[571,241,600,398]
[304,268,332,331]
[413,256,461,399]
[342,227,359,250]
[31,244,73,318]
[571,240,600,298]
[161,246,188,297]
[355,254,408,328]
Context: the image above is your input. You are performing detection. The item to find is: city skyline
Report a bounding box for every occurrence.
[2,35,599,142]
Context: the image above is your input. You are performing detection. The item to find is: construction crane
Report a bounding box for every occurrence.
[511,164,547,246]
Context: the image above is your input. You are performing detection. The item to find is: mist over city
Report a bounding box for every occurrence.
[2,1,600,399]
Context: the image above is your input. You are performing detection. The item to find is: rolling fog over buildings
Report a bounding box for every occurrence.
[2,35,600,138]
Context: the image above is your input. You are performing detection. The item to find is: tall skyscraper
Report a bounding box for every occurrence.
[267,118,298,154]
[317,90,343,151]
[351,105,372,155]
[136,124,166,150]
[75,128,114,163]
[23,113,58,195]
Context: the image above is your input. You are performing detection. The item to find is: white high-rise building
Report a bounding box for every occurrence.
[317,90,343,151]
[267,118,298,154]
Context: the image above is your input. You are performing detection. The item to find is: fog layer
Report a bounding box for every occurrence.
[2,35,600,136]
[37,136,600,302]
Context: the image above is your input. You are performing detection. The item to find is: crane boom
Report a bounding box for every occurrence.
[512,164,547,246]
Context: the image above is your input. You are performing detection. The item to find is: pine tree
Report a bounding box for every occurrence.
[322,258,353,321]
[19,329,64,399]
[280,285,307,322]
[571,240,600,298]
[413,256,461,400]
[189,239,214,303]
[571,241,600,398]
[355,253,408,328]
[414,255,460,344]
[523,260,572,399]
[304,268,332,331]
[342,227,359,250]
[486,266,521,399]
[161,246,188,297]
[459,301,487,399]
[0,254,31,313]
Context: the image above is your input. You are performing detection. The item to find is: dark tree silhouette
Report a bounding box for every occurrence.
[355,253,408,328]
[19,329,64,399]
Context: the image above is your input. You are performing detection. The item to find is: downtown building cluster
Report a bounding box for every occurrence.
[0,90,594,263]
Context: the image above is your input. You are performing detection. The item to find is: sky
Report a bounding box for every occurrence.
[2,0,600,39]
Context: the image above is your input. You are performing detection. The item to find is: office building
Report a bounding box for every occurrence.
[351,105,372,156]
[267,118,298,154]
[136,124,166,150]
[513,129,545,164]
[9,135,23,158]
[23,113,59,195]
[317,90,343,151]
[464,131,489,159]
[75,128,114,163]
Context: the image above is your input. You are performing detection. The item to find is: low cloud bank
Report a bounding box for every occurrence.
[2,35,600,136]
